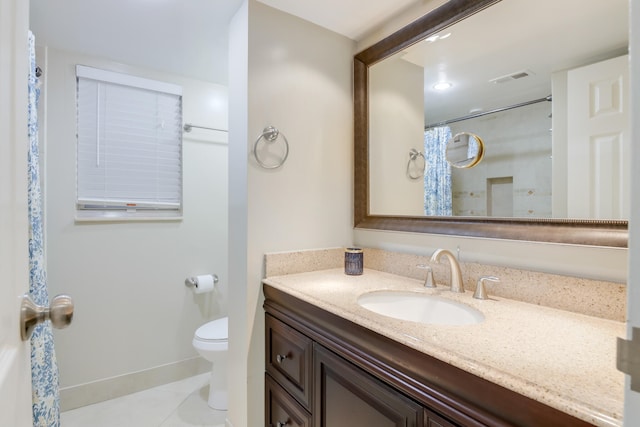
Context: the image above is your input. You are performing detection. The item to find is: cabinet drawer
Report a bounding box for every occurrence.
[266,314,313,409]
[266,373,313,427]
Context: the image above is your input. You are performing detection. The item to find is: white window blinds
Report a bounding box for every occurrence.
[76,65,183,215]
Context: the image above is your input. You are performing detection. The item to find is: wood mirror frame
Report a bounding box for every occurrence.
[353,0,628,248]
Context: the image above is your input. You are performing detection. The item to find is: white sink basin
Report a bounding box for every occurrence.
[357,291,484,326]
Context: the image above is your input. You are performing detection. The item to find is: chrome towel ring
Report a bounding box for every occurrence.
[406,148,425,179]
[253,125,289,169]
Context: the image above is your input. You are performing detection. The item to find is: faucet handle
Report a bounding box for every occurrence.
[474,276,499,300]
[417,264,436,288]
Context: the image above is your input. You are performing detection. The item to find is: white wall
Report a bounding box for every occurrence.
[369,57,425,216]
[228,2,250,425]
[228,1,354,425]
[41,47,229,389]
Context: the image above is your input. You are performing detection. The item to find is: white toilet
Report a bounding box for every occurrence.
[193,316,228,410]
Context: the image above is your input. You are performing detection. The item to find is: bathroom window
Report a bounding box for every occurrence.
[75,65,183,220]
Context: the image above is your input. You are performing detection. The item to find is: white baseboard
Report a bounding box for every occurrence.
[60,357,210,411]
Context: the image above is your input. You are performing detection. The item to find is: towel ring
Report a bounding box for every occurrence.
[253,126,289,169]
[406,148,425,180]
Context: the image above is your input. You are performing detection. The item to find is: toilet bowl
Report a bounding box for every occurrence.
[193,316,228,410]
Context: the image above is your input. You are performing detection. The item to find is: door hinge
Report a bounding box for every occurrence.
[617,327,640,392]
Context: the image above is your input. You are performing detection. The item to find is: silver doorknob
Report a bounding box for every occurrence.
[21,294,74,341]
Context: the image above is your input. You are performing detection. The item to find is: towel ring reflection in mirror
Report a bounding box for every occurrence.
[406,148,426,180]
[253,125,289,169]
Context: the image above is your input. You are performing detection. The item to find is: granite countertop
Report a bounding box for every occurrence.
[263,268,626,427]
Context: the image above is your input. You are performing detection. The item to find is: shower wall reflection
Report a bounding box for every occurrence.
[449,101,552,217]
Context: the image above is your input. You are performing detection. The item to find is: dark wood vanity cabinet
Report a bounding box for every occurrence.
[264,284,594,427]
[266,313,430,427]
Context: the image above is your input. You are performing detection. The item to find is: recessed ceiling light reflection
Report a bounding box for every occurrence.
[426,32,452,43]
[433,82,453,91]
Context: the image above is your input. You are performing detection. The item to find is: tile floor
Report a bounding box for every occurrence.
[61,373,227,427]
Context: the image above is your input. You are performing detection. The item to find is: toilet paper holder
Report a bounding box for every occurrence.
[185,274,219,289]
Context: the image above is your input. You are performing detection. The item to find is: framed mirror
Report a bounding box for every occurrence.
[354,0,628,247]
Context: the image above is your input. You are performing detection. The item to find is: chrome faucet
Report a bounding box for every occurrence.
[474,276,499,300]
[417,264,436,288]
[430,249,464,293]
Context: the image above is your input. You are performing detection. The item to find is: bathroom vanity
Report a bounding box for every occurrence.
[263,268,624,427]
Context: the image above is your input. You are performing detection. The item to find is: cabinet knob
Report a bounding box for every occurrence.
[276,421,289,427]
[276,353,288,364]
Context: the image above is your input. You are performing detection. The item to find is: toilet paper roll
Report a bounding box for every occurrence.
[193,274,215,294]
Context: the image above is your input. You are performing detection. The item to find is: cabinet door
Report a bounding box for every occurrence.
[314,344,423,427]
[266,374,313,427]
[424,408,459,427]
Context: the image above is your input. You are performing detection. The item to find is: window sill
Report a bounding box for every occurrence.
[75,210,183,223]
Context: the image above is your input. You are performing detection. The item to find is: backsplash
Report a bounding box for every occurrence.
[264,247,626,322]
[264,248,345,276]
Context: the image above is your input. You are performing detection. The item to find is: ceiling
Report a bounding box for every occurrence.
[257,0,419,40]
[30,0,244,83]
[392,0,628,124]
[29,0,629,123]
[29,0,420,84]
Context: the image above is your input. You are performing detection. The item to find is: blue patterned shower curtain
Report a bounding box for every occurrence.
[28,31,61,427]
[424,126,452,216]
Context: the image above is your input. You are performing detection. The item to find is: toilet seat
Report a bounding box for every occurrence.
[195,317,228,341]
[193,317,228,353]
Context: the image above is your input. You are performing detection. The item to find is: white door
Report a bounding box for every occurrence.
[566,54,630,219]
[0,0,35,426]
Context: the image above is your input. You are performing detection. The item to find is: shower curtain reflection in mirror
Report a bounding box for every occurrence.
[424,126,452,216]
